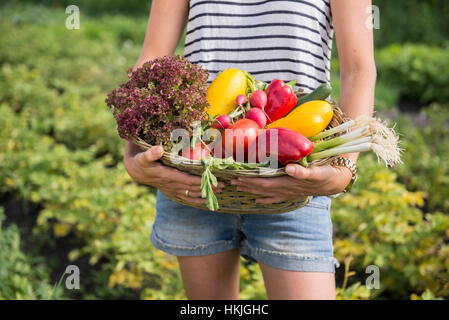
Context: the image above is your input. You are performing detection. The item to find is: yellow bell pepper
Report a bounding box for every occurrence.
[206,68,247,117]
[267,100,333,138]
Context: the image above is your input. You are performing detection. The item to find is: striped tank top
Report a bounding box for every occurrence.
[184,0,334,92]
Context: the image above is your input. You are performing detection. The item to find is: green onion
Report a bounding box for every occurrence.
[308,143,373,162]
[309,120,355,142]
[337,136,372,148]
[312,126,370,153]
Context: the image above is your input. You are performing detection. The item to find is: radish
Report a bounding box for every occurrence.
[246,108,267,129]
[236,94,247,106]
[249,90,267,109]
[212,114,232,129]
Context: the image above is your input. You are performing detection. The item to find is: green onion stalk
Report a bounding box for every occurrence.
[307,115,402,167]
[311,126,370,153]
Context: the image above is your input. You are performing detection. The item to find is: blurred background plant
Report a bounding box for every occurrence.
[0,0,448,300]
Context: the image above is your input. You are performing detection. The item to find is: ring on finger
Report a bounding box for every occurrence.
[185,189,189,197]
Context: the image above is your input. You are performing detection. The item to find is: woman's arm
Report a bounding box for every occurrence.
[134,0,190,68]
[331,0,377,162]
[125,0,188,166]
[124,0,223,204]
[233,0,376,202]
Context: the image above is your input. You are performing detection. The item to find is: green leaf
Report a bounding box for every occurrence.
[200,164,219,211]
[200,170,209,199]
[209,171,218,187]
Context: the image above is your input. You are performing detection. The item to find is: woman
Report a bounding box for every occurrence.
[124,0,376,300]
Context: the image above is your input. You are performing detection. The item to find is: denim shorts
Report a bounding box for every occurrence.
[151,190,339,272]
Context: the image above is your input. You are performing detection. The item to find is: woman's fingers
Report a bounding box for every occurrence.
[163,168,202,185]
[161,182,224,202]
[285,164,334,181]
[163,167,226,189]
[231,176,286,189]
[255,197,285,204]
[235,185,276,197]
[176,195,207,205]
[135,146,164,168]
[126,147,228,193]
[164,182,223,194]
[176,190,203,198]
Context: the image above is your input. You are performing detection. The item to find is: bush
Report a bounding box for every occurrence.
[393,104,449,212]
[333,155,449,299]
[3,0,152,16]
[0,8,182,299]
[372,0,449,47]
[0,208,64,299]
[376,44,449,105]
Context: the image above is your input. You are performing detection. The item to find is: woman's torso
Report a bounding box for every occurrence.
[184,0,334,92]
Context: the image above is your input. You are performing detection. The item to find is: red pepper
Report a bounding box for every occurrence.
[249,127,313,165]
[264,79,298,124]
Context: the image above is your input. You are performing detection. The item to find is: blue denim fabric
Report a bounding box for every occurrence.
[151,190,339,272]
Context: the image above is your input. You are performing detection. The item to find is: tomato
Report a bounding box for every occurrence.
[179,142,211,160]
[221,118,260,162]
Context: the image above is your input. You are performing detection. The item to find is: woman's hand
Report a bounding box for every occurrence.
[231,163,352,204]
[124,142,224,205]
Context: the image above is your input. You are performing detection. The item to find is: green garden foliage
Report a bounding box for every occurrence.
[372,0,449,46]
[0,208,64,299]
[4,0,152,16]
[333,155,449,299]
[376,44,449,105]
[394,105,449,212]
[0,3,448,299]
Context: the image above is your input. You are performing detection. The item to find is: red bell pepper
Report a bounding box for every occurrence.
[264,79,298,123]
[249,127,313,166]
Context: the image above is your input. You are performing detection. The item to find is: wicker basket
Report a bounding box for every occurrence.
[133,91,347,214]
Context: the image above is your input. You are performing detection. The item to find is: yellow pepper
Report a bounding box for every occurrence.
[267,100,333,138]
[206,68,247,117]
